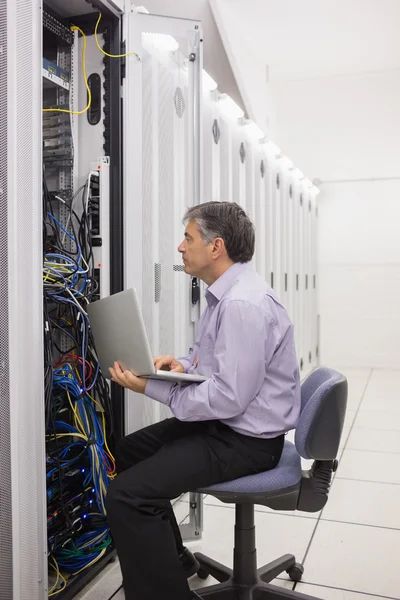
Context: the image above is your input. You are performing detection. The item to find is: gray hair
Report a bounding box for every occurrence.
[183,201,255,263]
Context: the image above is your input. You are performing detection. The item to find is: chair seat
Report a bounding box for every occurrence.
[198,441,302,495]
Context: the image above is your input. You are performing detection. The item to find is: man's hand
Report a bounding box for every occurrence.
[153,355,184,373]
[109,362,147,394]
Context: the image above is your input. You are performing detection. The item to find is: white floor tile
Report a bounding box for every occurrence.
[296,583,392,600]
[328,368,372,381]
[360,370,400,411]
[190,503,316,569]
[303,520,400,597]
[345,377,369,409]
[337,448,400,484]
[339,426,351,450]
[354,409,400,432]
[346,427,400,454]
[343,409,358,429]
[321,478,400,529]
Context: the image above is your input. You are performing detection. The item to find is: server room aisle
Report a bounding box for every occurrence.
[75,368,400,600]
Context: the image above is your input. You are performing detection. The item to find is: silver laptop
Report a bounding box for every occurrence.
[87,288,207,384]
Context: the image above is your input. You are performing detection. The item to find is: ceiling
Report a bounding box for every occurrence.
[212,0,400,80]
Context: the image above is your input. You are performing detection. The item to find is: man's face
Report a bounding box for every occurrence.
[178,220,213,280]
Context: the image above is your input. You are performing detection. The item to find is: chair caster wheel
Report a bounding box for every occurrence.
[197,567,209,580]
[287,563,304,582]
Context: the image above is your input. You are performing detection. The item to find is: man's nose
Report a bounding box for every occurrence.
[178,241,185,253]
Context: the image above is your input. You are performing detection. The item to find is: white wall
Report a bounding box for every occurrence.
[275,70,400,368]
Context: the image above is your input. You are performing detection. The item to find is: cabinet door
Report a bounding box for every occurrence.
[1,1,47,598]
[123,12,202,431]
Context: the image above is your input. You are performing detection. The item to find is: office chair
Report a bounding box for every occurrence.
[193,367,348,600]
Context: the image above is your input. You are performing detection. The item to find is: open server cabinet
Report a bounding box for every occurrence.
[0,1,203,599]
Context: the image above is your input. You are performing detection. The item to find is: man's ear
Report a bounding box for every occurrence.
[211,237,225,259]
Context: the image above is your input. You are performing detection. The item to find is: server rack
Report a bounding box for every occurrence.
[1,2,319,599]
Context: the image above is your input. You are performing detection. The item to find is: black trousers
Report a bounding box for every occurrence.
[106,418,284,600]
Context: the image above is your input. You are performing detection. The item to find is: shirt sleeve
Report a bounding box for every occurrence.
[175,351,193,373]
[145,300,274,421]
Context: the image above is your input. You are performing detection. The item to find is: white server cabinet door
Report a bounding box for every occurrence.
[303,190,312,372]
[285,176,296,322]
[310,193,318,369]
[292,181,301,363]
[270,165,283,298]
[203,102,221,203]
[218,114,233,203]
[123,12,202,432]
[279,169,290,313]
[244,137,256,269]
[263,152,274,288]
[232,129,247,209]
[254,151,267,280]
[298,183,308,373]
[1,1,47,599]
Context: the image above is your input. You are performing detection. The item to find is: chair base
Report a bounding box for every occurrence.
[193,504,322,600]
[193,579,321,600]
[193,553,320,600]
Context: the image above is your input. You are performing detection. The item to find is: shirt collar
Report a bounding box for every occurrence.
[206,262,252,305]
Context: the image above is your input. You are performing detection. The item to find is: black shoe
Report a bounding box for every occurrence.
[179,547,200,578]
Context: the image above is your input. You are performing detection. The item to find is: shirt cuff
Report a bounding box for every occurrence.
[145,379,174,406]
[176,357,192,373]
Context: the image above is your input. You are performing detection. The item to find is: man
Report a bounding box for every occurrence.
[107,201,300,600]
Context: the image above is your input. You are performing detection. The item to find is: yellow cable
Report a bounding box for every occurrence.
[67,390,86,436]
[48,556,67,597]
[95,13,139,59]
[43,25,91,114]
[101,410,116,466]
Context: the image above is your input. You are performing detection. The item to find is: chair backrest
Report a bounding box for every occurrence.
[295,367,348,461]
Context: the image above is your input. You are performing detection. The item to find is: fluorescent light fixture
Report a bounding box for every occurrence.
[243,120,265,141]
[218,93,244,120]
[136,5,149,13]
[202,70,218,93]
[290,167,304,180]
[142,33,179,53]
[264,140,281,156]
[277,155,294,170]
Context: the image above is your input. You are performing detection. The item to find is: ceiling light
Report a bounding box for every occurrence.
[202,70,218,93]
[263,140,281,156]
[218,94,244,120]
[243,120,265,141]
[136,5,149,13]
[142,33,179,53]
[290,168,304,180]
[277,155,293,170]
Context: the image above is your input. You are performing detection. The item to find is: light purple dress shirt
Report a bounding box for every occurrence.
[145,262,301,439]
